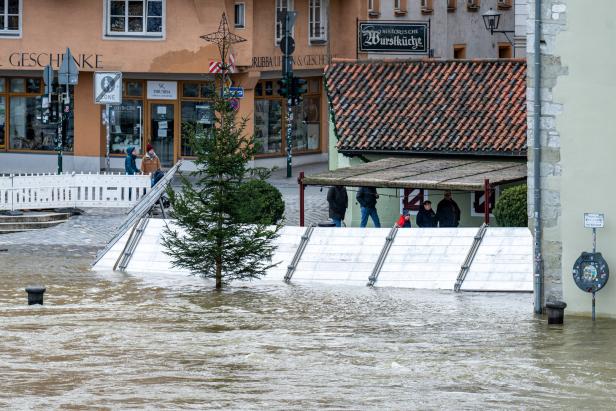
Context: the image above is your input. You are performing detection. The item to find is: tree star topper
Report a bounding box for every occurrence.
[200,12,246,72]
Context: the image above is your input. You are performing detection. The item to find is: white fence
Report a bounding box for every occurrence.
[0,173,151,211]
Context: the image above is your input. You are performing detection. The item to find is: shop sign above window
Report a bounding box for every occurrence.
[357,21,429,54]
[106,0,164,38]
[147,81,177,100]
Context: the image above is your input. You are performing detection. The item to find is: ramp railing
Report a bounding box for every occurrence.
[454,223,488,292]
[367,226,399,287]
[284,224,316,283]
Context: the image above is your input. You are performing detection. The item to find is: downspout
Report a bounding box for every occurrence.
[533,0,543,314]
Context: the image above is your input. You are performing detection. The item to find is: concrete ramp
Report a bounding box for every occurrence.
[92,219,533,292]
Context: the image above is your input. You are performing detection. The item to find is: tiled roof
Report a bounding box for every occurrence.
[325,59,527,156]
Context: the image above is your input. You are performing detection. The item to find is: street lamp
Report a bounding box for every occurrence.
[481,8,515,57]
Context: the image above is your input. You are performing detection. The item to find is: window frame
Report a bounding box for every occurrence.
[0,0,22,38]
[308,0,328,44]
[275,0,294,45]
[104,0,166,40]
[234,2,246,29]
[368,0,380,17]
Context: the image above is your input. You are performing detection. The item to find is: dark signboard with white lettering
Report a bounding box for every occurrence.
[358,21,429,54]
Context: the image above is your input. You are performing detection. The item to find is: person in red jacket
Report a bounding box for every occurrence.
[395,208,412,228]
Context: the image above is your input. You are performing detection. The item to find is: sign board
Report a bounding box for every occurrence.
[280,35,295,55]
[224,87,244,98]
[58,48,79,85]
[358,21,429,54]
[94,72,122,105]
[229,98,240,112]
[584,213,605,229]
[147,81,177,100]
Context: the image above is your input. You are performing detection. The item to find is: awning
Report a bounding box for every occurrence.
[302,157,527,191]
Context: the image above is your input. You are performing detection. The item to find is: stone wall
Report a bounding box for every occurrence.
[526,0,568,304]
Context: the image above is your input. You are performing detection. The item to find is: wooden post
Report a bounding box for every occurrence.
[484,178,490,225]
[299,171,305,227]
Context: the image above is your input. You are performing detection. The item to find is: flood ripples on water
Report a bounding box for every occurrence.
[1,248,616,409]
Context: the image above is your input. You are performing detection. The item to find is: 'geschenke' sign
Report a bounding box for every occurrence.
[358,21,429,54]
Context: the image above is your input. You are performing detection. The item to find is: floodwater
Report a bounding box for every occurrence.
[1,247,616,410]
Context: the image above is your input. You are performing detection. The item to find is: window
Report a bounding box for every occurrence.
[309,0,327,43]
[180,81,215,157]
[466,0,480,10]
[498,43,513,59]
[0,0,20,36]
[420,0,433,14]
[497,0,512,10]
[234,3,245,28]
[368,0,380,17]
[447,0,457,12]
[275,0,293,44]
[453,44,466,59]
[394,0,407,15]
[106,0,164,37]
[107,80,144,156]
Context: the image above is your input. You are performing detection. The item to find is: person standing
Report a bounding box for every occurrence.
[436,191,461,227]
[140,143,162,186]
[356,186,381,228]
[327,185,348,227]
[124,146,139,175]
[395,208,412,228]
[416,200,438,227]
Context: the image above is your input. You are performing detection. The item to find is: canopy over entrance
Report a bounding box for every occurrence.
[301,157,527,192]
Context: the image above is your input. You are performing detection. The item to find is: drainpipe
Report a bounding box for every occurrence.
[533,0,543,314]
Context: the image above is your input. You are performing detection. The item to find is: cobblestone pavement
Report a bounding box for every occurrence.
[0,162,331,250]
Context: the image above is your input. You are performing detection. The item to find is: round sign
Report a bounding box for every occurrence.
[572,252,609,293]
[279,35,295,55]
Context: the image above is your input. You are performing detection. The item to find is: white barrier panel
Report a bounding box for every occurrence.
[0,173,151,211]
[92,220,533,292]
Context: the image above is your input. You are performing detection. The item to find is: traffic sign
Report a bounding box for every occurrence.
[229,87,244,98]
[230,98,240,111]
[280,35,295,55]
[58,48,79,85]
[94,72,123,105]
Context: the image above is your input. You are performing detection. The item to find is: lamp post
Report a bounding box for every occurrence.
[482,8,516,57]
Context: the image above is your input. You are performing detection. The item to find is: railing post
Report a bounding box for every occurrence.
[484,179,490,225]
[298,171,305,227]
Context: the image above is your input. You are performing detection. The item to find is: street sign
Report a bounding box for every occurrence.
[584,213,605,228]
[227,87,244,98]
[230,98,240,111]
[280,35,295,55]
[94,72,123,105]
[58,48,79,85]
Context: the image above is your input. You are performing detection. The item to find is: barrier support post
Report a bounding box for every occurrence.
[298,171,305,227]
[484,179,490,225]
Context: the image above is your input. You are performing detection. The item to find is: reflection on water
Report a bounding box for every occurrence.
[1,247,616,409]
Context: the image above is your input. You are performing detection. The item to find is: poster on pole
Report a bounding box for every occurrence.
[94,72,123,105]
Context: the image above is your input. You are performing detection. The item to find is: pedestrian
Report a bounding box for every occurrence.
[124,146,139,175]
[416,200,438,228]
[395,208,412,228]
[356,186,381,228]
[436,191,461,227]
[326,185,348,227]
[140,143,163,186]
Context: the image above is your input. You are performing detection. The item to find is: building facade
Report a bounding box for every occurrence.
[528,0,616,316]
[365,0,522,59]
[0,0,365,173]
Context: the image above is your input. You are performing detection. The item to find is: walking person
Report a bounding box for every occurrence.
[416,200,438,228]
[395,208,412,228]
[124,146,139,175]
[356,186,381,228]
[326,185,348,227]
[140,143,163,186]
[436,191,461,227]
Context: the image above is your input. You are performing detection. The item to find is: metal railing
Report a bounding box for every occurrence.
[454,223,489,292]
[367,226,399,287]
[284,224,316,283]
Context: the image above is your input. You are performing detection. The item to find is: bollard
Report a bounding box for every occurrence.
[317,221,336,228]
[25,285,46,305]
[546,301,567,325]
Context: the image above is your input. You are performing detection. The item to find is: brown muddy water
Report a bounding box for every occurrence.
[1,246,616,410]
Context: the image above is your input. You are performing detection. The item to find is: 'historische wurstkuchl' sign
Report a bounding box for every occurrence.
[358,21,429,54]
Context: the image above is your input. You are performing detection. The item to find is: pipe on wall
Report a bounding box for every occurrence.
[532,0,543,314]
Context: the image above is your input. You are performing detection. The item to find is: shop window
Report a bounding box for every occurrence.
[498,42,513,59]
[309,0,328,43]
[9,96,69,151]
[10,78,25,93]
[0,0,21,37]
[292,96,320,152]
[182,83,199,98]
[125,80,144,97]
[180,101,213,157]
[106,0,164,38]
[108,100,143,155]
[182,81,216,99]
[254,99,283,154]
[234,2,245,28]
[453,44,466,59]
[275,0,293,44]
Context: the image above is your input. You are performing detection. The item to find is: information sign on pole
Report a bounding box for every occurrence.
[94,72,123,105]
[584,213,605,229]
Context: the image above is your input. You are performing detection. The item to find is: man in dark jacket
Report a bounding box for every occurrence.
[327,186,348,227]
[416,200,438,228]
[125,146,139,175]
[356,186,381,228]
[436,191,461,227]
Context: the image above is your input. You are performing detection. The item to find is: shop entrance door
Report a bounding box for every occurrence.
[148,102,176,168]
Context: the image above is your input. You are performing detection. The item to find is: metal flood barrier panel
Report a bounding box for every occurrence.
[92,219,533,292]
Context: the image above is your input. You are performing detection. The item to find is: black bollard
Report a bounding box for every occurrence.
[317,221,337,228]
[546,301,567,325]
[25,285,46,305]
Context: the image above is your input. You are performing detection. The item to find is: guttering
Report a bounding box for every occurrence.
[533,0,543,314]
[339,149,527,159]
